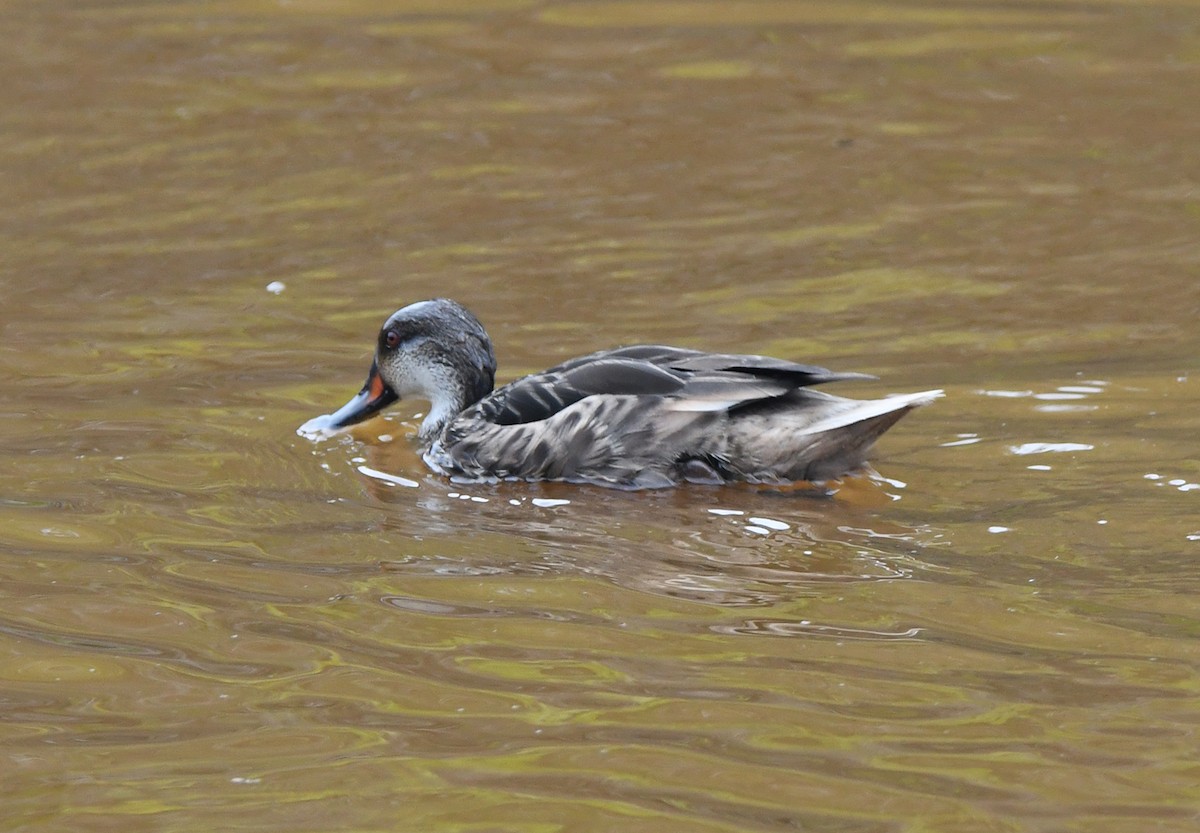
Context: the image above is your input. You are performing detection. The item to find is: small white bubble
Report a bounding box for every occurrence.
[988,526,1010,534]
[940,437,981,447]
[41,528,79,538]
[265,281,285,294]
[1169,479,1186,486]
[356,465,419,488]
[1145,473,1162,480]
[707,508,744,516]
[747,516,789,531]
[1027,465,1052,471]
[1097,519,1107,525]
[532,498,570,508]
[1034,404,1097,413]
[1009,442,1094,455]
[744,525,771,535]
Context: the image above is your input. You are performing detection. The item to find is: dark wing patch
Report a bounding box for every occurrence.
[669,352,875,387]
[562,358,685,395]
[481,358,686,425]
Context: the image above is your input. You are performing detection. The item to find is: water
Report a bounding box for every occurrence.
[2,2,1199,831]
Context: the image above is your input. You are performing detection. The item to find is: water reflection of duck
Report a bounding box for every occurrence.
[299,298,941,489]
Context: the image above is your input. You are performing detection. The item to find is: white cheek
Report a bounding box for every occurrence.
[395,357,451,400]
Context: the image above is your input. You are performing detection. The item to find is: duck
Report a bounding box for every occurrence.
[298,298,941,489]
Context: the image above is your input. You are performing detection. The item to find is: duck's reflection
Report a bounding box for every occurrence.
[345,434,943,612]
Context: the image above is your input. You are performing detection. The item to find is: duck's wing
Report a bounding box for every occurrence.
[477,356,688,426]
[549,345,870,387]
[667,351,874,387]
[476,346,869,426]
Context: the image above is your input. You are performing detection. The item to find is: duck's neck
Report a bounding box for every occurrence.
[418,393,466,441]
[415,358,495,442]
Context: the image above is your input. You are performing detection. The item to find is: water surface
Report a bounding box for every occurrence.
[3,2,1199,831]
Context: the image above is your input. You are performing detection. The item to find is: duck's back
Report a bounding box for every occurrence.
[423,345,939,488]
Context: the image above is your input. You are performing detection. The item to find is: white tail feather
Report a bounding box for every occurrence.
[796,389,943,436]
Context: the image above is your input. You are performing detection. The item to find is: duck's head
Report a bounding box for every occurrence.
[303,299,497,440]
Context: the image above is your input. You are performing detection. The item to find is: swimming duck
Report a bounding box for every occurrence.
[299,299,941,489]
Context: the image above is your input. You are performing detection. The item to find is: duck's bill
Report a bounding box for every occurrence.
[296,360,399,440]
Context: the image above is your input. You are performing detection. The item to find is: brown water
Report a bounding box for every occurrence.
[3,1,1199,831]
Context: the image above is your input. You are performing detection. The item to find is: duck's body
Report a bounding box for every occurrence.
[300,299,940,489]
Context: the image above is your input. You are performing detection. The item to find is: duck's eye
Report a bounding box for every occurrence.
[384,329,402,349]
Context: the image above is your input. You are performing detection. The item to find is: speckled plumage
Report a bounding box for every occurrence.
[303,299,941,489]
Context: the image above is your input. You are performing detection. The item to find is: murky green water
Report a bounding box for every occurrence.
[3,1,1199,831]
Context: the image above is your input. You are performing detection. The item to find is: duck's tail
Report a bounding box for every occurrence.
[794,389,942,481]
[727,389,943,483]
[796,389,943,435]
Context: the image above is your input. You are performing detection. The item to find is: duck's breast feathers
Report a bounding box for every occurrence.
[472,345,871,427]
